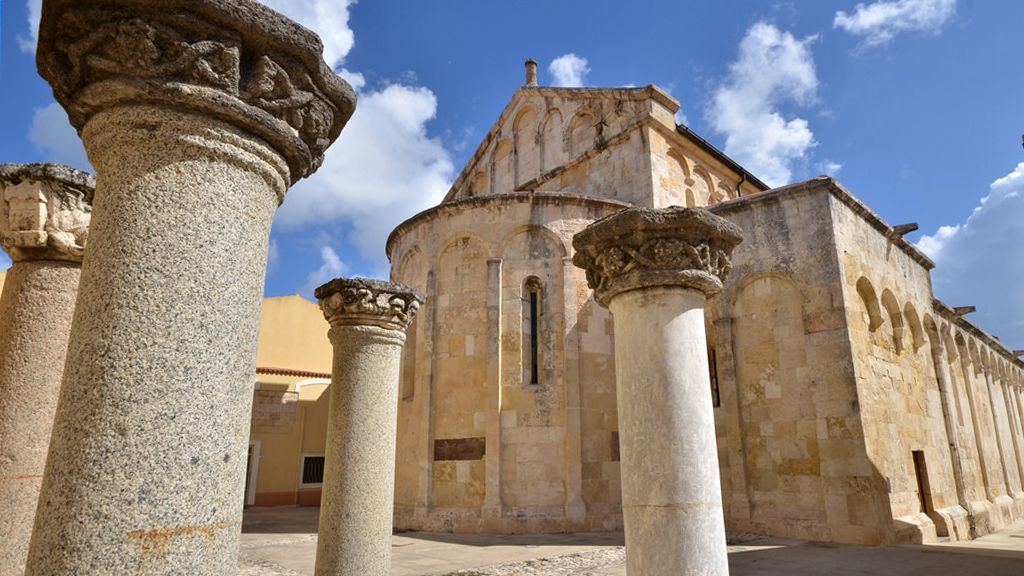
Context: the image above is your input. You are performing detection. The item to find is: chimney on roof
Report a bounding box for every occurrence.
[525,59,538,87]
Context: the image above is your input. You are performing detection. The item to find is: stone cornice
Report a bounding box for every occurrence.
[385,192,632,261]
[315,277,425,332]
[572,206,743,307]
[0,163,94,263]
[36,0,356,185]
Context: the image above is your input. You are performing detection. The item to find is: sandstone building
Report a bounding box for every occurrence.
[384,63,1024,545]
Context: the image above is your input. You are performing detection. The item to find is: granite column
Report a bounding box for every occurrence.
[27,2,355,574]
[0,164,93,575]
[313,278,424,576]
[572,206,742,576]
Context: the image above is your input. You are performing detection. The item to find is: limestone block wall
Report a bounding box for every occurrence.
[710,179,894,545]
[387,193,627,533]
[443,86,763,211]
[831,183,1024,541]
[829,186,966,543]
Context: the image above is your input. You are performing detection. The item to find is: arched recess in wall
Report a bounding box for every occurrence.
[498,224,567,389]
[514,106,538,187]
[539,109,564,174]
[705,301,722,408]
[432,233,491,509]
[713,182,732,204]
[606,110,628,138]
[968,339,982,376]
[730,272,815,499]
[498,225,567,509]
[492,140,514,194]
[394,247,429,401]
[880,289,905,354]
[937,322,966,427]
[665,150,690,206]
[392,247,430,511]
[469,172,488,197]
[691,166,713,207]
[855,277,884,332]
[568,110,598,159]
[904,302,926,351]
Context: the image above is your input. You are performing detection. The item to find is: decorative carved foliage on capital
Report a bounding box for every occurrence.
[36,0,357,184]
[315,277,426,332]
[0,164,95,263]
[572,206,743,307]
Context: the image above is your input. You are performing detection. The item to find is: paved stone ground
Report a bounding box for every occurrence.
[238,507,1024,575]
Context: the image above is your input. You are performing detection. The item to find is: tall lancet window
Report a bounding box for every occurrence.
[523,276,543,386]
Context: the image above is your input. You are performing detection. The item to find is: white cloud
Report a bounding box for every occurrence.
[28,102,93,172]
[266,239,281,276]
[18,0,42,53]
[256,1,454,279]
[917,162,1024,347]
[549,54,590,88]
[299,246,351,298]
[818,160,843,177]
[275,82,455,265]
[708,22,820,188]
[257,0,356,70]
[834,0,957,48]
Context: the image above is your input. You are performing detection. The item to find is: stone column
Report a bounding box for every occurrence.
[27,2,355,575]
[0,164,93,575]
[313,278,423,576]
[572,206,742,576]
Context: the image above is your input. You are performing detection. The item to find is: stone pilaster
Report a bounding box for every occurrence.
[482,258,503,527]
[573,206,742,576]
[0,164,93,576]
[313,278,424,576]
[27,2,355,574]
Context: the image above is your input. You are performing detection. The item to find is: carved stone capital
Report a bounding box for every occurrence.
[0,164,94,263]
[36,0,357,185]
[315,277,425,332]
[572,206,743,307]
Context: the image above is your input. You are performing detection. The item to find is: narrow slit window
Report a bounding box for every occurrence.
[709,348,720,407]
[523,277,542,386]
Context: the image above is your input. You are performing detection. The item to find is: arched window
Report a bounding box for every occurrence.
[523,276,543,386]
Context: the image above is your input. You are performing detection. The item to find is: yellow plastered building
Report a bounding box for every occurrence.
[247,295,333,507]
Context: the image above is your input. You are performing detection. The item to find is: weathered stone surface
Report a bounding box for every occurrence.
[315,277,423,331]
[25,2,354,575]
[0,163,93,263]
[36,0,356,185]
[572,206,742,307]
[0,164,91,576]
[313,278,422,576]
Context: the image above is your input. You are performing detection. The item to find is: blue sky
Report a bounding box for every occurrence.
[3,0,1024,348]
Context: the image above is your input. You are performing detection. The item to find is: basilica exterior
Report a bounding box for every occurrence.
[385,63,1024,545]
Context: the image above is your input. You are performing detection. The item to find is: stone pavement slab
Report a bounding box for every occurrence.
[239,507,1024,576]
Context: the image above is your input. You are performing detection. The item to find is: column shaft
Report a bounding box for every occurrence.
[315,325,405,576]
[0,261,80,575]
[571,206,742,576]
[610,287,727,575]
[313,277,423,576]
[26,110,282,575]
